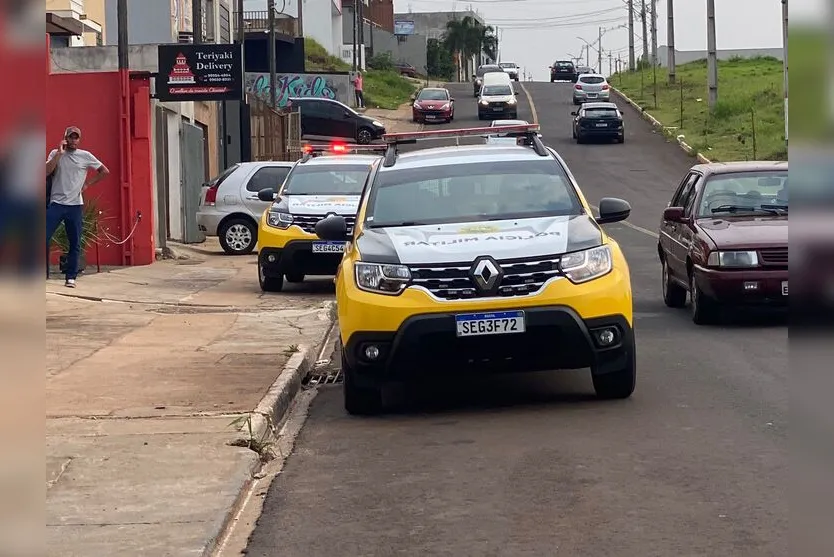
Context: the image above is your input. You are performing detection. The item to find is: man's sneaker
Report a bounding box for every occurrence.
[65,279,77,288]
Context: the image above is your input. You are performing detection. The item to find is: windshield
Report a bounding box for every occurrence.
[483,85,513,96]
[282,164,372,195]
[580,76,606,84]
[477,66,501,76]
[499,63,516,68]
[697,171,789,217]
[367,160,583,227]
[583,108,619,118]
[417,89,449,101]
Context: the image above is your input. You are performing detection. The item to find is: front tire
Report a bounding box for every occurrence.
[592,349,636,399]
[258,261,284,292]
[218,218,257,255]
[661,258,687,308]
[342,352,383,415]
[690,271,719,325]
[356,127,373,144]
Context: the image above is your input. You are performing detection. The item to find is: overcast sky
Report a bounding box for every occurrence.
[393,0,789,81]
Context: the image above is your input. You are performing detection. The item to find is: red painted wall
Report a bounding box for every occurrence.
[46,43,155,266]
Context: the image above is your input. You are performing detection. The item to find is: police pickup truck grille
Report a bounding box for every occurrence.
[408,255,562,300]
[293,214,355,235]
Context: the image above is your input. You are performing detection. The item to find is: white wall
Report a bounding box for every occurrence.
[166,111,184,242]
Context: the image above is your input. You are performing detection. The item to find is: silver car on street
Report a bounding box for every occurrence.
[573,74,611,105]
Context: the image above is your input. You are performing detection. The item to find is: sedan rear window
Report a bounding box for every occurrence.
[477,66,501,76]
[368,160,582,227]
[583,108,619,118]
[580,76,606,84]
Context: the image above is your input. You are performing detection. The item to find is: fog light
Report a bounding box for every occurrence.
[743,281,759,291]
[364,345,380,360]
[267,254,277,263]
[594,328,617,347]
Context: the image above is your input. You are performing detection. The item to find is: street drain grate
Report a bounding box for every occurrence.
[304,359,343,385]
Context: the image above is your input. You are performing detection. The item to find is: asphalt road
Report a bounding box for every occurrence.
[243,83,787,556]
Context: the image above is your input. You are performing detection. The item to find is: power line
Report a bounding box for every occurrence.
[489,5,623,23]
[498,15,627,29]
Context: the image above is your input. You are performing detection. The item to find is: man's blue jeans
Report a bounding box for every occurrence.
[46,203,83,280]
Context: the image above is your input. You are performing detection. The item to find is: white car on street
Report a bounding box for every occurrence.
[197,161,294,255]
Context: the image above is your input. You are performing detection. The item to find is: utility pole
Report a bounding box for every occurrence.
[358,0,365,69]
[117,0,128,70]
[627,0,635,69]
[297,0,304,37]
[667,0,676,84]
[650,0,657,66]
[782,0,788,145]
[192,0,203,43]
[352,1,357,71]
[267,0,276,108]
[641,0,649,64]
[598,27,602,74]
[608,53,613,77]
[706,0,718,109]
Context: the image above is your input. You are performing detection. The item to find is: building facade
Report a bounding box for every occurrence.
[394,10,484,79]
[45,0,105,46]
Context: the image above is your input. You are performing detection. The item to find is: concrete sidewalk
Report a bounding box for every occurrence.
[46,240,335,556]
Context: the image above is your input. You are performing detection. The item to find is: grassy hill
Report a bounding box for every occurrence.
[304,39,417,110]
[612,57,787,161]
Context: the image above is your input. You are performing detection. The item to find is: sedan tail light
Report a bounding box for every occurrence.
[203,184,219,206]
[602,84,610,90]
[575,84,583,90]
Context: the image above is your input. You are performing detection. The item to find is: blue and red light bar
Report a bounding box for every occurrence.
[382,124,541,144]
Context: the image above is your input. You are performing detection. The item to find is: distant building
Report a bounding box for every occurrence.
[658,45,783,67]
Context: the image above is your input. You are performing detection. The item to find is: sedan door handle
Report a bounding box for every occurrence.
[246,195,260,200]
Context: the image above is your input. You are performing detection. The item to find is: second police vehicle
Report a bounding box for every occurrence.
[255,144,384,292]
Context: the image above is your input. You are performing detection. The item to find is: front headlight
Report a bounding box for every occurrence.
[440,103,451,110]
[372,120,384,127]
[354,262,411,295]
[559,245,613,284]
[267,210,293,229]
[707,250,759,267]
[479,99,489,105]
[413,102,420,109]
[508,97,517,104]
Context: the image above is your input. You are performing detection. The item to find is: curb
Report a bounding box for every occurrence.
[611,86,712,164]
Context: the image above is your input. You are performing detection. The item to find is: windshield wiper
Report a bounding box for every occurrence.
[368,221,428,228]
[711,204,757,214]
[760,203,788,214]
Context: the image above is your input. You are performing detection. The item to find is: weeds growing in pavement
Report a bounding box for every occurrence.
[229,413,282,463]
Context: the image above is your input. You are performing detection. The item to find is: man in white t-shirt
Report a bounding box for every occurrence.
[45,126,109,287]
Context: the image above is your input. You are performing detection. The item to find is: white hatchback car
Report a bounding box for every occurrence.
[196,161,294,255]
[573,73,611,105]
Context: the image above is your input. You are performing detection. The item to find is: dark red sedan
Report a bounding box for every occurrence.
[411,87,455,124]
[657,161,788,324]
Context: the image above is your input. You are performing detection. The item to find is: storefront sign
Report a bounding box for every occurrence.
[156,43,243,102]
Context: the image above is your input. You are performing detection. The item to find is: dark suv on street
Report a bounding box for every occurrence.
[288,97,386,144]
[550,60,578,82]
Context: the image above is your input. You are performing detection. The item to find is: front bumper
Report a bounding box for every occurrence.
[413,108,452,122]
[694,265,788,305]
[259,240,345,278]
[344,308,634,383]
[196,209,224,236]
[478,103,518,117]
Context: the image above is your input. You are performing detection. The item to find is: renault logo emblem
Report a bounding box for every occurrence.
[469,256,503,294]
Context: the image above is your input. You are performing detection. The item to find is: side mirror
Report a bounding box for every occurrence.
[570,111,577,116]
[596,197,631,224]
[257,188,276,202]
[450,97,455,102]
[663,206,686,222]
[314,215,348,241]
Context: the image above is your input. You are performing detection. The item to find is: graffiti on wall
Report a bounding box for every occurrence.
[245,73,351,108]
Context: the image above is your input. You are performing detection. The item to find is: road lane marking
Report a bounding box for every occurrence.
[518,81,538,124]
[589,205,660,239]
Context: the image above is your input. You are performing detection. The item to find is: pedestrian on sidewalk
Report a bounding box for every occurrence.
[353,71,365,109]
[45,126,109,288]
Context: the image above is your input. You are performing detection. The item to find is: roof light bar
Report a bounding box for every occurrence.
[302,143,387,154]
[382,124,541,144]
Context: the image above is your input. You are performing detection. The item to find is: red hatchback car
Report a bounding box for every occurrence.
[657,161,788,324]
[411,87,455,124]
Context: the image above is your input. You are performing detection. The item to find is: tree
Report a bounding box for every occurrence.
[442,16,477,81]
[426,39,455,81]
[472,24,498,64]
